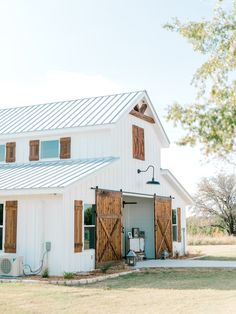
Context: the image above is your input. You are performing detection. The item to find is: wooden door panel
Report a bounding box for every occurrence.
[154,197,172,258]
[96,190,122,264]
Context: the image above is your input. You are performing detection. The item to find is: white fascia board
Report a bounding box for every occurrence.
[0,187,64,196]
[0,124,112,140]
[160,168,193,204]
[143,91,170,147]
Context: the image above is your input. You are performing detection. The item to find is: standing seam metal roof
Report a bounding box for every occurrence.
[0,157,118,190]
[0,91,144,135]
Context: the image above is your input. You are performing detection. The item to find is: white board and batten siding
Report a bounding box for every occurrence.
[0,194,65,275]
[0,91,191,275]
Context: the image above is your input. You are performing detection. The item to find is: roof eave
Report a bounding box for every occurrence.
[0,124,113,139]
[0,187,64,196]
[143,91,170,147]
[160,168,193,204]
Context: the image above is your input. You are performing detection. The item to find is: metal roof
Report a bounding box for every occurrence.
[0,91,144,135]
[0,157,117,190]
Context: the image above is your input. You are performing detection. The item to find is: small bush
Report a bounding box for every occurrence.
[100,262,113,273]
[41,268,49,278]
[63,272,75,279]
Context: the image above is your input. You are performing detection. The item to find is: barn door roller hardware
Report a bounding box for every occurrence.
[122,201,137,208]
[137,165,160,185]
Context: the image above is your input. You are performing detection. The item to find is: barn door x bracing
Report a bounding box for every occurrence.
[154,196,173,258]
[96,190,122,264]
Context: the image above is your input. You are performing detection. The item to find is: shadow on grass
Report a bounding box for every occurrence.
[82,268,236,291]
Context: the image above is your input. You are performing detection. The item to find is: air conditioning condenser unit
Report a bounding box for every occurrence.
[0,256,23,277]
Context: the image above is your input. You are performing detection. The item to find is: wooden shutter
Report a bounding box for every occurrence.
[132,125,145,160]
[4,201,18,253]
[29,140,39,161]
[177,207,182,242]
[60,137,71,159]
[74,200,83,253]
[6,142,16,163]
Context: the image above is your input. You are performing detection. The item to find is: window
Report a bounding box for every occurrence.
[84,204,95,250]
[172,209,177,242]
[0,145,5,162]
[41,140,59,159]
[0,204,3,251]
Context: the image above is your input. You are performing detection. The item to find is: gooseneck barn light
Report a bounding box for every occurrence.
[137,165,160,185]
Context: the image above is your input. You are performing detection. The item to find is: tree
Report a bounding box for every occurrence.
[194,174,236,235]
[164,0,236,158]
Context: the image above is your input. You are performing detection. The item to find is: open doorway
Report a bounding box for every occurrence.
[122,196,155,259]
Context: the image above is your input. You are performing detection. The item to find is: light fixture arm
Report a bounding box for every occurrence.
[137,165,155,180]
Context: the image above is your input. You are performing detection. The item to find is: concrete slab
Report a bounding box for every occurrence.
[135,259,236,269]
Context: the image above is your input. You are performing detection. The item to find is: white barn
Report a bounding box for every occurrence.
[0,91,192,276]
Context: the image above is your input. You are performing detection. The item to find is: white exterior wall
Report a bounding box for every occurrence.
[0,194,65,276]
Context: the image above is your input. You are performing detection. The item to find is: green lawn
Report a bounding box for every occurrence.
[0,269,236,313]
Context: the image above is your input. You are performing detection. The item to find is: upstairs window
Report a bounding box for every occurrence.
[29,138,71,161]
[0,145,5,162]
[41,140,59,159]
[132,125,145,160]
[84,204,95,250]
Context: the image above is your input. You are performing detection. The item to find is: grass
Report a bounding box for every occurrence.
[187,234,236,245]
[0,269,236,313]
[188,244,236,261]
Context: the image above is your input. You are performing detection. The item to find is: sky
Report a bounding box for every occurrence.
[0,0,234,195]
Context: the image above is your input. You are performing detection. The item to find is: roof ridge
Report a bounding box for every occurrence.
[0,90,145,111]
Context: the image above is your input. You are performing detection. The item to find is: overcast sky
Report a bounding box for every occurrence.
[0,0,234,194]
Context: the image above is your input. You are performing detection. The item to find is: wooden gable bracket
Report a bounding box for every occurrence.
[130,102,155,124]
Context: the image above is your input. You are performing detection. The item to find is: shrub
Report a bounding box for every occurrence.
[100,262,113,273]
[41,268,49,278]
[63,272,75,279]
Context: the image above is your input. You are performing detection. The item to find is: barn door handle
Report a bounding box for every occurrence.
[121,226,124,233]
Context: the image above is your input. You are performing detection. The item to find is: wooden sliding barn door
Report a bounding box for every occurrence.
[154,196,173,258]
[96,190,122,264]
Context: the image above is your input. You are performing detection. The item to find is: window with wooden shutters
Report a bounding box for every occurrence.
[177,208,182,242]
[74,200,83,253]
[60,137,71,159]
[29,140,39,161]
[4,201,17,253]
[6,142,16,163]
[132,125,145,160]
